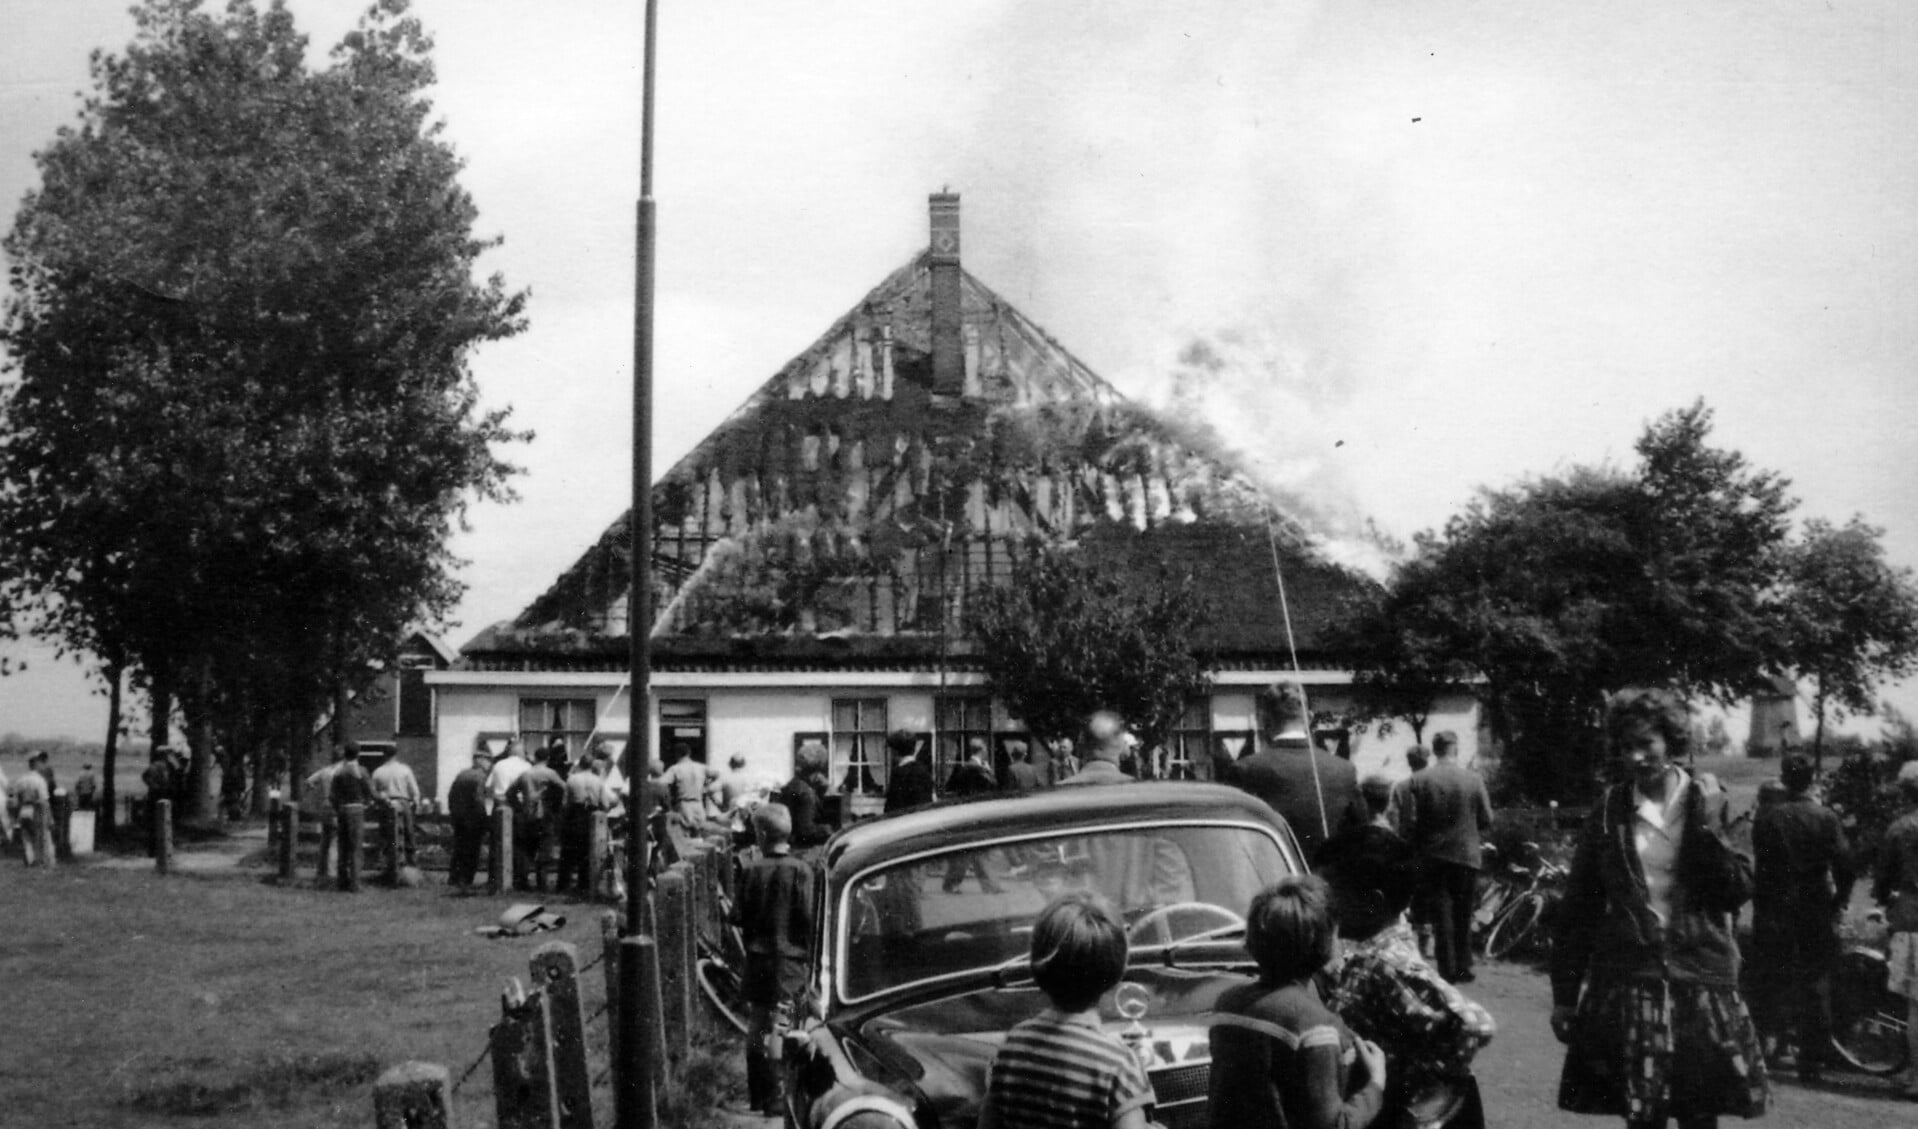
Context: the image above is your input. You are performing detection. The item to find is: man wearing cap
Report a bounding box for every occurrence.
[446,748,493,887]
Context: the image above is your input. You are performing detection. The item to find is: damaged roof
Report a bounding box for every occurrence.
[466,206,1378,672]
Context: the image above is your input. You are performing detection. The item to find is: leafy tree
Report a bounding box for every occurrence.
[1782,517,1918,762]
[0,0,525,819]
[1339,402,1797,800]
[967,541,1211,765]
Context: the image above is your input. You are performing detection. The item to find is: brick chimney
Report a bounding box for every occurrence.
[928,192,964,399]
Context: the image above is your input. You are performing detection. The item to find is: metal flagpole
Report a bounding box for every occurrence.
[618,1,660,1126]
[1264,506,1328,841]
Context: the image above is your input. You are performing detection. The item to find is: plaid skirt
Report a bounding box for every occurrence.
[1558,977,1769,1123]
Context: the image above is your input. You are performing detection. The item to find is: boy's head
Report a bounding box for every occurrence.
[752,802,793,850]
[1245,875,1337,985]
[1029,891,1129,1012]
[1358,774,1394,818]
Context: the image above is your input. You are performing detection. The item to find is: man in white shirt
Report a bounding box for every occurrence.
[370,746,423,868]
[485,738,531,808]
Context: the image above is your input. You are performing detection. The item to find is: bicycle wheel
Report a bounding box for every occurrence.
[1484,892,1547,960]
[1828,948,1909,1076]
[696,956,753,1035]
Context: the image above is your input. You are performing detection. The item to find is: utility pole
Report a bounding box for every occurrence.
[617,1,660,1127]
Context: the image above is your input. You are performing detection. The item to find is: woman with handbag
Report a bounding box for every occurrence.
[1871,767,1918,1099]
[1549,687,1769,1129]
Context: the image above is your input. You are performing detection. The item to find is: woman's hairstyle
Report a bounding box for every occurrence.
[1029,891,1130,1012]
[1245,875,1337,985]
[794,743,828,776]
[1605,686,1692,760]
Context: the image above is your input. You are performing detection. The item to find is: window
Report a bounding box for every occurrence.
[520,698,596,759]
[832,698,888,796]
[1164,697,1212,781]
[659,699,708,763]
[934,696,991,786]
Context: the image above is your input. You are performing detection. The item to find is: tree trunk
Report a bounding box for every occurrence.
[150,678,172,752]
[179,660,216,823]
[1811,685,1828,770]
[102,662,123,837]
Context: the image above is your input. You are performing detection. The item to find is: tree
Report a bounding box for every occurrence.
[1782,517,1918,763]
[0,0,525,819]
[1339,402,1798,800]
[967,542,1211,764]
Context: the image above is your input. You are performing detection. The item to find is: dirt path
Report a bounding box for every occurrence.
[1470,957,1912,1128]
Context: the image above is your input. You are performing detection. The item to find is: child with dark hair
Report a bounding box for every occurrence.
[1209,875,1386,1129]
[979,891,1156,1129]
[1323,831,1495,1129]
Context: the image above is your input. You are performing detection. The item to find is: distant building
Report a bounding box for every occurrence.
[426,194,1482,806]
[335,631,455,798]
[1746,672,1802,755]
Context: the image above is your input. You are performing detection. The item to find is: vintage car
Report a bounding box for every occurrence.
[775,782,1306,1129]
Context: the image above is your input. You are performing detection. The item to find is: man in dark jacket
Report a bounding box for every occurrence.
[1751,753,1854,1078]
[1228,681,1367,867]
[1400,730,1496,983]
[730,802,815,1116]
[446,750,493,887]
[940,741,1001,893]
[881,729,935,813]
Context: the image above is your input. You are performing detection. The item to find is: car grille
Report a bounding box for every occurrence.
[1151,1062,1210,1129]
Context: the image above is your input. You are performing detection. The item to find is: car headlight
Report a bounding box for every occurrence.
[815,1092,918,1129]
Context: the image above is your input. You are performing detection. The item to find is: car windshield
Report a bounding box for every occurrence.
[837,820,1291,1003]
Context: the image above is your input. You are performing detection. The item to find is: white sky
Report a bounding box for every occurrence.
[1,0,1915,741]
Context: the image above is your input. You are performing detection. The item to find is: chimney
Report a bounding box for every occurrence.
[928,192,964,399]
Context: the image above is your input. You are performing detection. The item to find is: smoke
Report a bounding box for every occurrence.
[1131,322,1401,582]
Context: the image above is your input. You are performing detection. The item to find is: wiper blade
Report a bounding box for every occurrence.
[1153,924,1248,968]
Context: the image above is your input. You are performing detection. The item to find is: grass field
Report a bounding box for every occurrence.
[0,858,740,1128]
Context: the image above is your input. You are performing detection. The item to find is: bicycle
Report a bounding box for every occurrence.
[1477,844,1569,960]
[1827,910,1911,1076]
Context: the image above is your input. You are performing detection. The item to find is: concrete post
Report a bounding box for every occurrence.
[600,913,622,1064]
[338,803,365,892]
[277,805,299,882]
[530,942,594,1129]
[154,799,174,875]
[489,806,513,896]
[52,793,73,862]
[373,1061,454,1129]
[267,793,282,851]
[614,933,665,1126]
[379,803,401,886]
[655,865,692,1075]
[491,980,560,1129]
[588,812,609,901]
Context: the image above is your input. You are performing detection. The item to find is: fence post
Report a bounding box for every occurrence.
[587,812,609,902]
[491,980,560,1129]
[489,806,513,896]
[373,1061,455,1129]
[600,913,622,1064]
[267,793,282,851]
[614,933,666,1125]
[52,793,73,862]
[338,803,365,893]
[530,942,594,1129]
[379,803,401,886]
[655,865,693,1077]
[277,805,299,882]
[154,799,174,875]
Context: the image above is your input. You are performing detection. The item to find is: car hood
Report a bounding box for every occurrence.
[855,966,1250,1128]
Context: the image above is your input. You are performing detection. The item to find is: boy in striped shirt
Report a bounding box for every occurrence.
[978,891,1156,1129]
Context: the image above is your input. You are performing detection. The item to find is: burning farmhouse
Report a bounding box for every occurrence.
[422,195,1484,801]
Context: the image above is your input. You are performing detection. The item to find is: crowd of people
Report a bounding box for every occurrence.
[716,681,1918,1129]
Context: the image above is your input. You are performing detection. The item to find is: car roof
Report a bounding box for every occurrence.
[821,781,1298,878]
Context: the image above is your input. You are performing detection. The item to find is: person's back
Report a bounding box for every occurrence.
[945,757,995,798]
[563,764,610,811]
[370,757,421,808]
[1753,787,1850,913]
[11,767,50,811]
[448,763,489,823]
[485,747,530,807]
[329,756,371,810]
[1234,737,1365,863]
[512,762,564,821]
[1401,758,1493,870]
[303,760,339,817]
